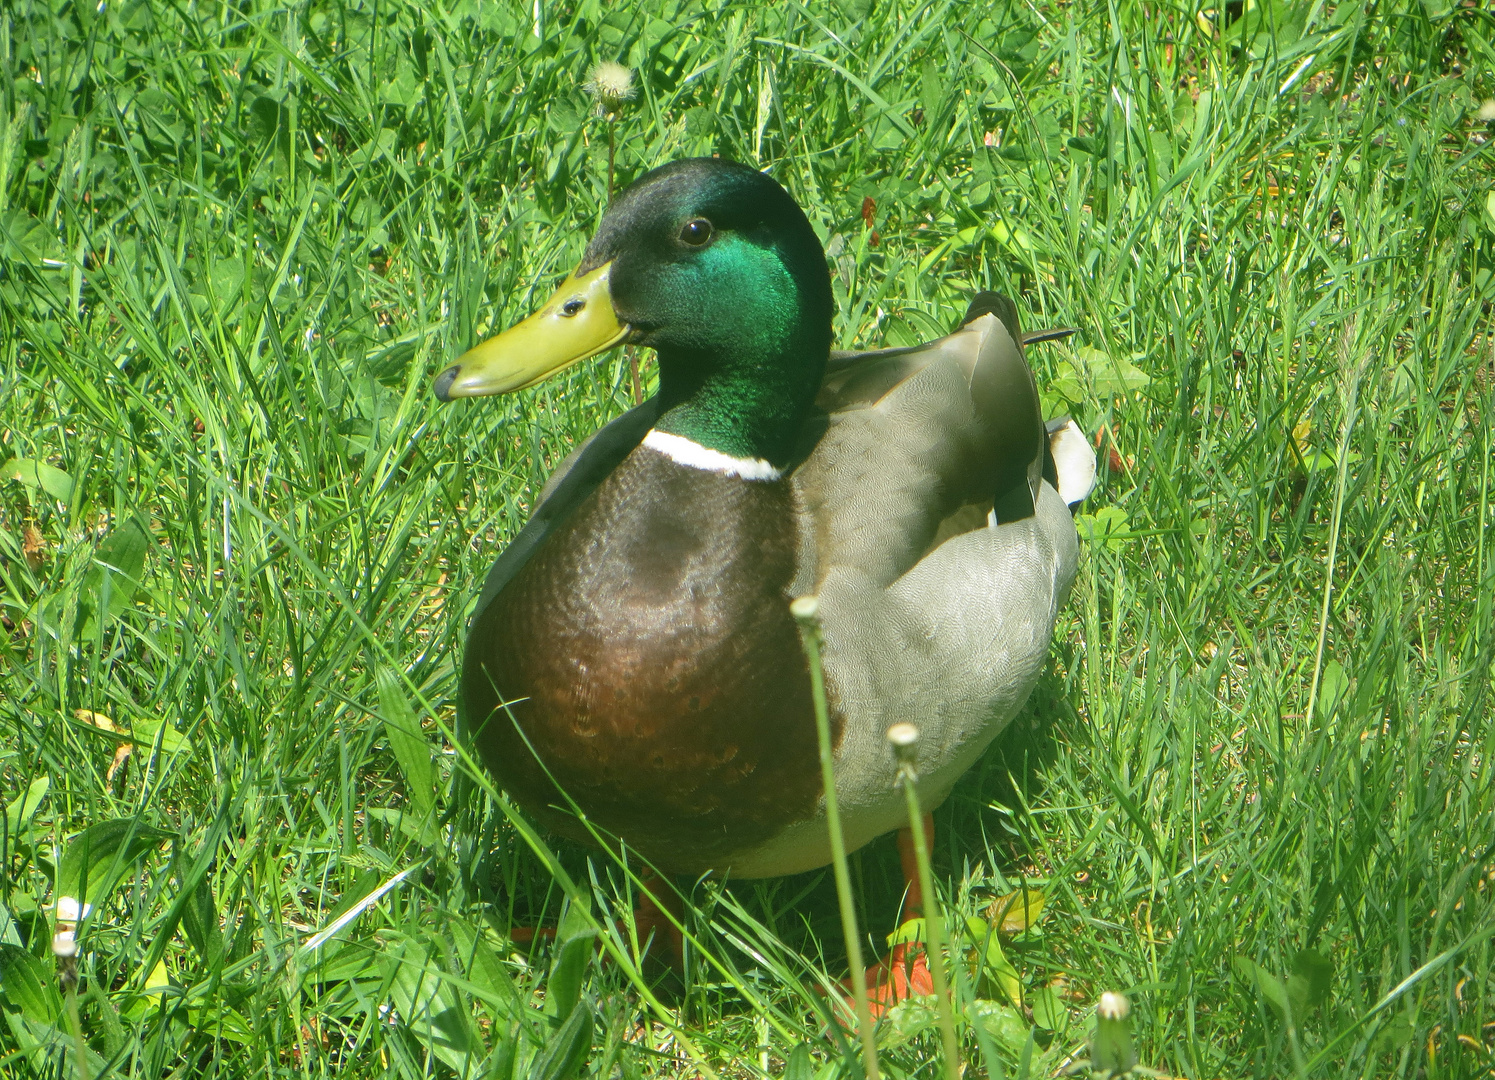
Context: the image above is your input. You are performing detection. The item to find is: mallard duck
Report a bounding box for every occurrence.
[436,158,1093,885]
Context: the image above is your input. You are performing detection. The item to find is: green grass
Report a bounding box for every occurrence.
[2,0,1494,1076]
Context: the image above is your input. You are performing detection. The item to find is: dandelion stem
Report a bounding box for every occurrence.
[890,726,961,1080]
[791,596,880,1080]
[61,960,89,1080]
[607,119,616,202]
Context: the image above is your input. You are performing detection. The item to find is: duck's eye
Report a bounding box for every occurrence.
[679,218,713,246]
[560,298,585,317]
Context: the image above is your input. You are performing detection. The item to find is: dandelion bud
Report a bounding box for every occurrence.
[789,595,820,622]
[886,722,919,750]
[52,929,78,958]
[886,722,920,783]
[54,896,92,926]
[1092,990,1136,1075]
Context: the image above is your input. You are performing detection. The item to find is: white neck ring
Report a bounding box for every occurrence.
[641,429,782,481]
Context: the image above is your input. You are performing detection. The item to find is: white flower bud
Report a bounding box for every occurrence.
[1097,991,1130,1020]
[52,929,78,958]
[885,722,919,748]
[54,896,93,925]
[1092,990,1136,1074]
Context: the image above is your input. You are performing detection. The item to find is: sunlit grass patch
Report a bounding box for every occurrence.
[1,0,1493,1077]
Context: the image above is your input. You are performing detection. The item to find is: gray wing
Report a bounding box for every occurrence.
[792,300,1045,596]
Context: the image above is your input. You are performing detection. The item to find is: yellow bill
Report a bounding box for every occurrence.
[434,262,628,401]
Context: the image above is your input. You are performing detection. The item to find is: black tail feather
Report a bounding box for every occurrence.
[1021,326,1078,345]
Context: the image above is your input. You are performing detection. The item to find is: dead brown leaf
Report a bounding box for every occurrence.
[74,709,132,784]
[22,524,46,570]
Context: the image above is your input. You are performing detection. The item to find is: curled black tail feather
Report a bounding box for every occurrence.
[956,291,1020,333]
[957,292,1076,346]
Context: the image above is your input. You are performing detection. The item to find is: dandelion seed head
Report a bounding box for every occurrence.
[586,61,635,113]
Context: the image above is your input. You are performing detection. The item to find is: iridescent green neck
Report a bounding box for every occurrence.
[649,236,829,468]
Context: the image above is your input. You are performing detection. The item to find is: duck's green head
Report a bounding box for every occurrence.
[435,159,832,468]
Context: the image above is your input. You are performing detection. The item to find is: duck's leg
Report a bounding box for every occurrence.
[848,813,937,1017]
[507,924,556,946]
[506,869,684,970]
[630,868,685,969]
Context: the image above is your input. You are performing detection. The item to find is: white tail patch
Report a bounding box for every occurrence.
[642,430,782,481]
[1048,419,1096,505]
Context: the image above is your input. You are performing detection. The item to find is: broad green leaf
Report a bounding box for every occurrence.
[487,1030,520,1080]
[1233,955,1290,1016]
[78,517,153,639]
[1287,948,1333,1012]
[684,105,714,137]
[1077,506,1131,550]
[919,58,946,121]
[179,870,222,966]
[450,916,520,1024]
[57,817,172,907]
[5,1012,107,1076]
[364,806,441,847]
[304,941,381,983]
[0,458,74,503]
[382,932,482,1075]
[1317,661,1348,719]
[186,1005,256,1043]
[878,995,937,1049]
[1051,347,1151,404]
[527,999,593,1080]
[784,1044,814,1080]
[1371,1013,1416,1053]
[141,958,172,993]
[988,218,1033,252]
[0,210,63,265]
[131,715,191,757]
[1296,444,1361,474]
[304,867,383,959]
[1298,447,1336,472]
[1030,984,1067,1031]
[121,958,174,1021]
[887,916,926,947]
[964,916,1022,1005]
[5,776,49,836]
[969,998,1030,1052]
[0,943,61,1023]
[1221,0,1303,54]
[0,901,21,946]
[377,668,435,819]
[550,909,595,1017]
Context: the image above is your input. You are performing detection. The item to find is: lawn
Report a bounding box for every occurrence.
[2,0,1493,1077]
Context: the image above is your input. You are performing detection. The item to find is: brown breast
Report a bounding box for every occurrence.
[462,444,826,875]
